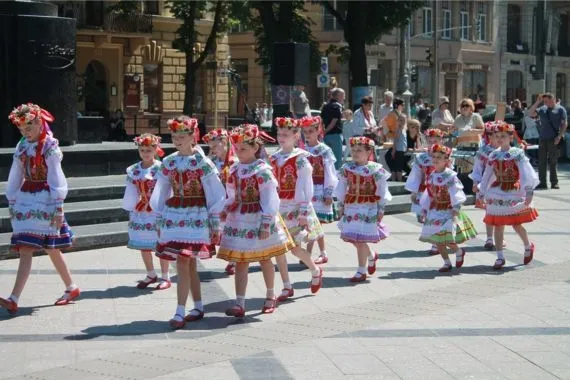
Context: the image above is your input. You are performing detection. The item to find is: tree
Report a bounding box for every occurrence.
[322,1,421,90]
[167,1,230,115]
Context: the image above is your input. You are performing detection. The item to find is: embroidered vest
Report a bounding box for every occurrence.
[227,173,261,214]
[166,169,206,207]
[272,156,297,200]
[419,165,435,193]
[308,155,325,185]
[134,179,156,212]
[19,153,49,193]
[345,171,379,204]
[491,160,520,191]
[427,183,452,210]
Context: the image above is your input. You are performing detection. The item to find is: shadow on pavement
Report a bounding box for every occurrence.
[379,264,518,280]
[79,285,154,300]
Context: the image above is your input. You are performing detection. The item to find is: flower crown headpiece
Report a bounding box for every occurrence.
[202,128,229,143]
[230,124,275,144]
[167,117,198,133]
[494,121,515,133]
[274,117,298,129]
[424,128,444,138]
[349,136,375,147]
[134,133,161,147]
[298,116,322,129]
[9,103,55,127]
[429,144,452,157]
[484,121,498,133]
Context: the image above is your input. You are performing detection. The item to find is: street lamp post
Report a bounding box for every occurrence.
[397,21,413,116]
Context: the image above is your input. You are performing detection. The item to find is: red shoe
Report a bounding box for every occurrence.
[350,272,367,283]
[524,243,535,265]
[261,298,277,314]
[155,279,171,290]
[493,258,506,270]
[438,263,453,273]
[184,309,204,322]
[225,263,235,275]
[277,288,294,302]
[367,252,379,275]
[225,304,245,318]
[54,287,81,306]
[136,275,158,289]
[314,255,329,264]
[310,268,323,294]
[169,314,186,330]
[455,249,466,269]
[0,297,18,315]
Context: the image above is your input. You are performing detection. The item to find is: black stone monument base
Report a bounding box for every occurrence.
[0,1,77,147]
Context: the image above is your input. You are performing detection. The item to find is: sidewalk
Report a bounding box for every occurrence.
[1,170,570,379]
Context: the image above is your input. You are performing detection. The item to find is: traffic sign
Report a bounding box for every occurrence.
[320,57,328,73]
[317,73,330,88]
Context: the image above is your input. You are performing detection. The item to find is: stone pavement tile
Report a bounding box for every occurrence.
[372,350,455,380]
[536,335,570,355]
[489,361,559,380]
[315,338,371,355]
[230,352,294,379]
[426,352,497,378]
[271,344,346,379]
[515,350,570,369]
[491,336,557,352]
[151,361,240,380]
[67,357,166,379]
[328,353,395,376]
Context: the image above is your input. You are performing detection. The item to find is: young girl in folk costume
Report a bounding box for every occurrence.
[336,136,391,282]
[478,122,539,270]
[470,122,501,250]
[405,128,446,255]
[419,144,477,272]
[203,128,238,276]
[299,115,339,264]
[270,117,324,301]
[0,104,79,315]
[123,133,171,290]
[150,116,226,329]
[218,125,295,317]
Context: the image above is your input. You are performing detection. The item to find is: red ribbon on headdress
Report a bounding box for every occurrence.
[35,109,55,168]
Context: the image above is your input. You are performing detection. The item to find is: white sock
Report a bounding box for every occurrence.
[455,248,463,257]
[486,237,493,242]
[66,284,78,291]
[266,288,275,299]
[443,258,451,266]
[9,294,19,304]
[320,250,328,257]
[194,301,204,312]
[368,252,376,262]
[497,250,505,260]
[161,271,170,280]
[283,281,292,290]
[236,295,245,308]
[311,269,320,277]
[174,305,185,320]
[147,270,157,278]
[357,266,366,274]
[431,244,438,250]
[524,245,532,256]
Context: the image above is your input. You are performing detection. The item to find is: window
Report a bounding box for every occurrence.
[143,64,162,113]
[557,73,566,103]
[408,13,415,38]
[416,66,433,104]
[442,9,452,39]
[477,14,487,41]
[460,11,469,40]
[463,70,487,102]
[322,1,346,31]
[144,1,159,15]
[507,4,522,48]
[422,7,433,36]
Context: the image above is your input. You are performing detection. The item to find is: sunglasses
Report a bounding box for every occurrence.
[461,104,469,108]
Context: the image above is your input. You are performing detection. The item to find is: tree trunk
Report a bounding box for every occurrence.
[348,37,368,87]
[183,54,195,116]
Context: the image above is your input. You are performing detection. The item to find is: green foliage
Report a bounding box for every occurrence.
[105,0,140,15]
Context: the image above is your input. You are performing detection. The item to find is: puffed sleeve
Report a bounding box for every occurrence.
[448,174,467,209]
[334,166,348,207]
[323,152,339,198]
[419,189,430,212]
[45,148,68,207]
[258,169,281,231]
[518,154,540,191]
[295,155,314,219]
[122,179,138,212]
[223,170,236,211]
[469,152,485,184]
[374,166,392,213]
[149,165,172,214]
[5,159,24,205]
[405,156,423,193]
[478,159,496,196]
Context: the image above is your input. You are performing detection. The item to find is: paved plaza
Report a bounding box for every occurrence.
[1,169,570,380]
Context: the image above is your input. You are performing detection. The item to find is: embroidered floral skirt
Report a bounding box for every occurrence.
[218,213,294,263]
[420,210,477,245]
[338,203,390,243]
[280,200,324,245]
[312,184,338,223]
[127,211,159,251]
[155,205,216,261]
[483,188,538,226]
[9,190,73,252]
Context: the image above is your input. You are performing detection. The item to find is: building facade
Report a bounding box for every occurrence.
[53,0,230,135]
[228,1,499,115]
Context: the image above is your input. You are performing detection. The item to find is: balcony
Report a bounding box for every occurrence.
[69,7,153,34]
[506,40,529,54]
